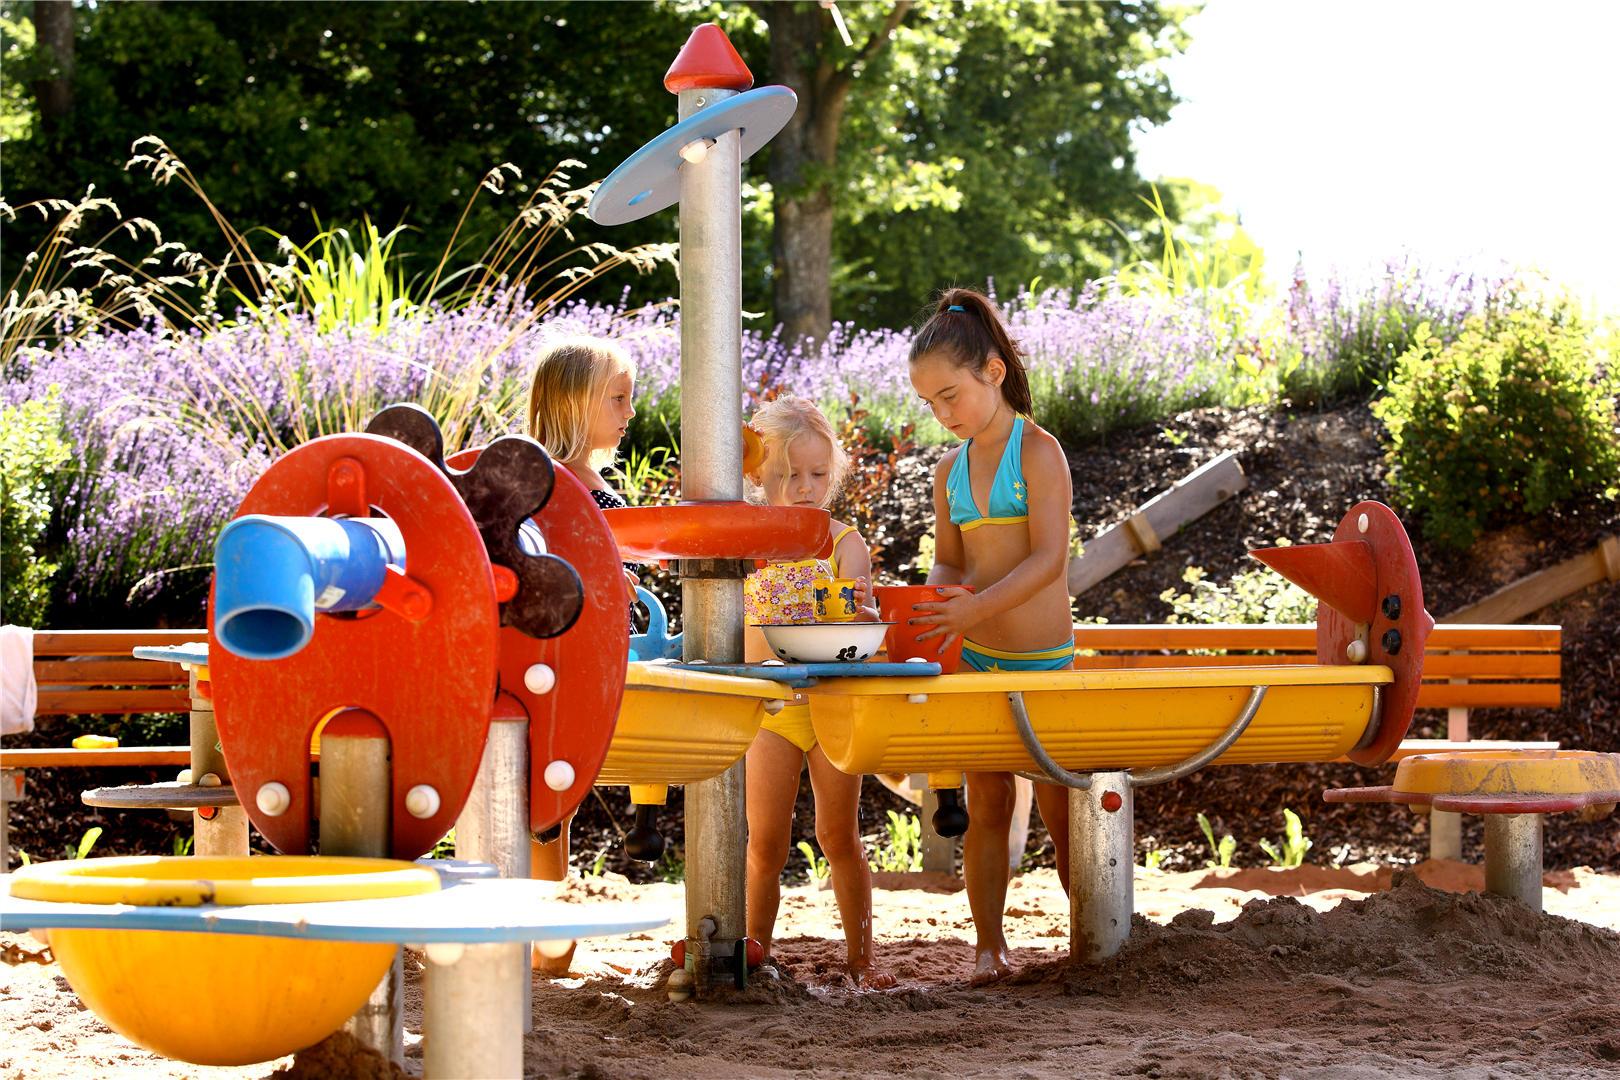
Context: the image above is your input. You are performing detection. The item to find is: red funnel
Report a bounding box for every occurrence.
[664,24,754,93]
[1249,540,1377,624]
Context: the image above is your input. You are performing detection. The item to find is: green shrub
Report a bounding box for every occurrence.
[1,385,70,625]
[1160,562,1317,626]
[1372,312,1620,550]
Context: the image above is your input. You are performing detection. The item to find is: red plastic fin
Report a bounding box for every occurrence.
[327,458,368,518]
[664,24,754,93]
[1249,539,1377,624]
[374,565,434,622]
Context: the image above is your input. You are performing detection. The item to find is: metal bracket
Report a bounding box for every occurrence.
[669,558,753,580]
[1008,685,1268,791]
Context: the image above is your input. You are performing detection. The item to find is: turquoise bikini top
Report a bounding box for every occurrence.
[946,416,1030,532]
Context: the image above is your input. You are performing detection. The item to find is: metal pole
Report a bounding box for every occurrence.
[1483,813,1542,911]
[454,705,532,1033]
[421,941,526,1080]
[189,668,248,856]
[1069,771,1133,964]
[676,83,750,977]
[319,709,402,1066]
[1429,810,1462,862]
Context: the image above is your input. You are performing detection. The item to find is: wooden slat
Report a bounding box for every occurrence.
[1071,623,1562,651]
[1073,654,1311,669]
[1072,624,1316,650]
[0,747,191,768]
[1069,452,1248,597]
[34,689,192,715]
[1441,536,1619,625]
[33,660,188,686]
[1415,683,1560,709]
[30,629,204,656]
[1418,654,1561,678]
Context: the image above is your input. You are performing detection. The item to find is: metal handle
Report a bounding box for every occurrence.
[1008,685,1268,790]
[1128,685,1267,788]
[1009,691,1092,790]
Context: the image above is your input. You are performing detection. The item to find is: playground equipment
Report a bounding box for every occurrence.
[3,856,666,1074]
[587,21,809,985]
[1326,750,1620,910]
[807,501,1437,962]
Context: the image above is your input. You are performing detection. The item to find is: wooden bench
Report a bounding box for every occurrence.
[1069,622,1563,859]
[2,630,202,865]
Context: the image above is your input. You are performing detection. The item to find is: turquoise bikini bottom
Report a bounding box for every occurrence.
[960,639,1076,672]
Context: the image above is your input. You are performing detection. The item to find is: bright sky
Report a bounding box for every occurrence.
[1132,0,1620,309]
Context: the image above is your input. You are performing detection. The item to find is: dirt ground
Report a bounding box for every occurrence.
[4,860,1619,1079]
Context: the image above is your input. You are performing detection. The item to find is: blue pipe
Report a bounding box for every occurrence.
[213,515,407,661]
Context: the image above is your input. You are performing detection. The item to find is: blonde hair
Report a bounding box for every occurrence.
[525,336,636,469]
[746,395,850,508]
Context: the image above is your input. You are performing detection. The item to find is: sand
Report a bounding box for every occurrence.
[3,861,1618,1079]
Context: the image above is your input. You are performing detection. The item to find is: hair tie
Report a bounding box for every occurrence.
[947,305,964,312]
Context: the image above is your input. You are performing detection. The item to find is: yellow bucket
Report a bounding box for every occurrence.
[806,666,1391,776]
[10,856,437,1067]
[597,663,784,786]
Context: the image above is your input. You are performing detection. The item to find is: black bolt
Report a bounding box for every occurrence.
[1381,593,1402,621]
[1381,628,1403,656]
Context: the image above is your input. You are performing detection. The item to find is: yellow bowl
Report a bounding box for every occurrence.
[11,856,437,1067]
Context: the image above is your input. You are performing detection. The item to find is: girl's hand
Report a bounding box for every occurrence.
[851,576,880,622]
[910,587,981,650]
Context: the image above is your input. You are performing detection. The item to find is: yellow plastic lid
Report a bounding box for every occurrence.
[72,735,119,750]
[7,855,440,907]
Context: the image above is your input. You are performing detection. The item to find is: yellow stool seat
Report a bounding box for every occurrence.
[596,663,784,786]
[806,666,1392,776]
[8,856,437,1067]
[1395,749,1620,797]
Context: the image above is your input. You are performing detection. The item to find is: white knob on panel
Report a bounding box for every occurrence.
[1346,639,1368,664]
[543,760,576,792]
[524,663,557,695]
[1357,513,1370,534]
[256,782,291,817]
[907,694,928,704]
[405,784,441,819]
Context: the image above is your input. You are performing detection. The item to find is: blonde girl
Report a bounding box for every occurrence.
[523,335,639,974]
[742,395,894,990]
[906,288,1075,986]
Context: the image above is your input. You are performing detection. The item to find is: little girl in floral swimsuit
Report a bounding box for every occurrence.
[741,395,894,989]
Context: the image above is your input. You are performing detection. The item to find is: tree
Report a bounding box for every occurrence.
[30,0,71,131]
[750,0,911,344]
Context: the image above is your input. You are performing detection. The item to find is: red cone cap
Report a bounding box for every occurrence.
[1249,540,1378,624]
[664,24,754,93]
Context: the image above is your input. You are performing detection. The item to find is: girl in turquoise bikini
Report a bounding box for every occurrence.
[907,287,1076,986]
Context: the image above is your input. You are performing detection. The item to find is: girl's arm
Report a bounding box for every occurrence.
[925,451,966,587]
[916,429,1072,641]
[831,520,880,621]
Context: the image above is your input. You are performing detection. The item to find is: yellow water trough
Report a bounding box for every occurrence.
[599,663,786,799]
[806,665,1395,781]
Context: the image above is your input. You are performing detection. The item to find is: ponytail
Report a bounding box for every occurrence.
[907,288,1032,417]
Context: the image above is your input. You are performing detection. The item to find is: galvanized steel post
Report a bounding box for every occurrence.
[1069,772,1134,964]
[675,81,750,967]
[1483,812,1543,910]
[421,941,526,1080]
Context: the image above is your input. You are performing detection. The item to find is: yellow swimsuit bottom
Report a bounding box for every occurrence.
[759,703,817,754]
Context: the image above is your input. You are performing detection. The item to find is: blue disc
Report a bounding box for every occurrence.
[587,85,798,227]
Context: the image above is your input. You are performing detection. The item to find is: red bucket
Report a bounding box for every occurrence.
[874,585,973,675]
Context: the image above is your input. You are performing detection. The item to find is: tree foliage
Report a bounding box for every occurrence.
[3,0,1191,329]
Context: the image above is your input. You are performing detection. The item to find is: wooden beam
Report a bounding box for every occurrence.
[1069,450,1247,597]
[34,689,192,715]
[0,747,191,768]
[1070,623,1561,651]
[1440,535,1619,624]
[31,629,204,656]
[33,660,188,686]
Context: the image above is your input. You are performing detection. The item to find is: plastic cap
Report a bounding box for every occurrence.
[664,24,753,93]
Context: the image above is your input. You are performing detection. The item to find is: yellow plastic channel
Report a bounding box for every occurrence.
[7,855,440,907]
[1395,749,1620,797]
[806,665,1393,776]
[597,663,784,786]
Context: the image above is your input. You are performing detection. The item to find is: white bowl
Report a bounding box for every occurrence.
[754,622,895,664]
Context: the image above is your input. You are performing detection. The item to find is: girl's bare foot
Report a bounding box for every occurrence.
[970,944,1013,986]
[853,967,897,990]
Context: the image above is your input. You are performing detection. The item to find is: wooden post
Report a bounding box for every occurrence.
[912,774,956,874]
[1440,535,1620,625]
[1069,451,1247,598]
